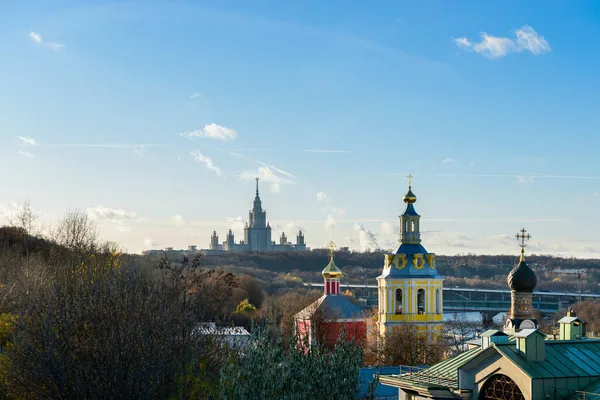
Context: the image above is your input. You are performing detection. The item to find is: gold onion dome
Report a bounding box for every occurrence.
[403,186,417,204]
[322,258,343,278]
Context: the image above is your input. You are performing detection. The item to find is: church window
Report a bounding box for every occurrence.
[479,374,524,400]
[435,289,441,314]
[395,289,403,314]
[404,220,409,232]
[417,289,426,314]
[411,220,415,231]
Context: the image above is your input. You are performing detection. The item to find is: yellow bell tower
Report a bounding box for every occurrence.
[376,175,444,337]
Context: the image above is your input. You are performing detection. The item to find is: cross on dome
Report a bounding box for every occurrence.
[515,228,531,261]
[328,240,336,261]
[407,173,414,187]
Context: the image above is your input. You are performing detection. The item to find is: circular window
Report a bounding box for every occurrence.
[479,374,524,400]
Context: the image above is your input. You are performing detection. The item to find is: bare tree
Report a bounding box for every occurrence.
[51,209,99,253]
[3,200,39,235]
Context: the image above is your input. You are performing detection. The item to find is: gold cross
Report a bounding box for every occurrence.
[515,228,531,256]
[328,240,336,259]
[407,174,414,187]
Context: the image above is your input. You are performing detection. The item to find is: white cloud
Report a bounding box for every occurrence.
[353,224,380,251]
[454,25,550,59]
[190,151,222,176]
[226,216,246,237]
[87,206,138,221]
[29,31,42,43]
[28,31,65,52]
[180,123,237,141]
[189,92,209,104]
[324,214,336,233]
[515,25,552,55]
[302,149,352,154]
[143,238,159,248]
[172,214,189,225]
[316,192,330,203]
[17,136,37,146]
[133,146,147,156]
[18,150,35,158]
[442,158,456,164]
[380,221,398,235]
[516,175,535,184]
[239,166,292,193]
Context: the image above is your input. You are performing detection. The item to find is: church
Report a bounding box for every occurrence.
[379,228,600,400]
[377,176,444,338]
[204,178,307,253]
[294,241,367,350]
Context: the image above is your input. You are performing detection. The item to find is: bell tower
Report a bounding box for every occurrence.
[376,175,444,338]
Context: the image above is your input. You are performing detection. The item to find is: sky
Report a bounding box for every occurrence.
[2,0,600,257]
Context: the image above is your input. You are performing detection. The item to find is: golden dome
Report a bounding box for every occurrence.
[403,186,417,204]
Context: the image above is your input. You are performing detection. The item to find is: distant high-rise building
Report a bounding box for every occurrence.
[202,178,308,254]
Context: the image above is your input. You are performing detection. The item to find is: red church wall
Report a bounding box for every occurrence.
[320,321,366,350]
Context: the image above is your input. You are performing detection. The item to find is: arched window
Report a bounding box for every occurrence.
[417,289,425,314]
[405,220,409,232]
[479,374,524,400]
[395,289,403,314]
[435,289,441,314]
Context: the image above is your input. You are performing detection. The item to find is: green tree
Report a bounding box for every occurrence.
[219,325,368,400]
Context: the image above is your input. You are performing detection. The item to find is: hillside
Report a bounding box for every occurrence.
[145,249,600,294]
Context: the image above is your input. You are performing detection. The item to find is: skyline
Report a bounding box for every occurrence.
[2,1,600,256]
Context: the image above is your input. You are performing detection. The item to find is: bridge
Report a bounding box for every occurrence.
[305,283,600,321]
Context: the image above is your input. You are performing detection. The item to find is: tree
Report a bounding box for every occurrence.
[219,324,371,400]
[236,299,257,317]
[2,200,39,236]
[51,209,99,253]
[444,312,479,356]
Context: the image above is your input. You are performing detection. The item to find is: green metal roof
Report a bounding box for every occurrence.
[379,347,481,390]
[495,340,600,379]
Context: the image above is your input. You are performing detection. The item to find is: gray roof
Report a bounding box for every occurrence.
[558,316,585,324]
[294,294,364,320]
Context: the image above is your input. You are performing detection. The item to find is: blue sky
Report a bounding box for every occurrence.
[2,0,600,256]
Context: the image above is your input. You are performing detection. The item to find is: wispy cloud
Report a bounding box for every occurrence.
[190,151,222,176]
[18,150,35,158]
[239,166,291,193]
[454,25,550,59]
[316,192,331,203]
[87,206,138,221]
[302,149,352,154]
[442,158,456,164]
[143,238,159,248]
[17,136,37,146]
[171,214,189,225]
[516,175,535,184]
[226,216,246,237]
[179,123,237,141]
[42,143,170,148]
[29,31,65,52]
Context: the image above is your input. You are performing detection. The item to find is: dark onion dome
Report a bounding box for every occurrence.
[507,258,537,292]
[403,187,417,204]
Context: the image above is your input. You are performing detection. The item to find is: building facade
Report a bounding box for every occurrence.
[205,178,307,253]
[376,178,443,338]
